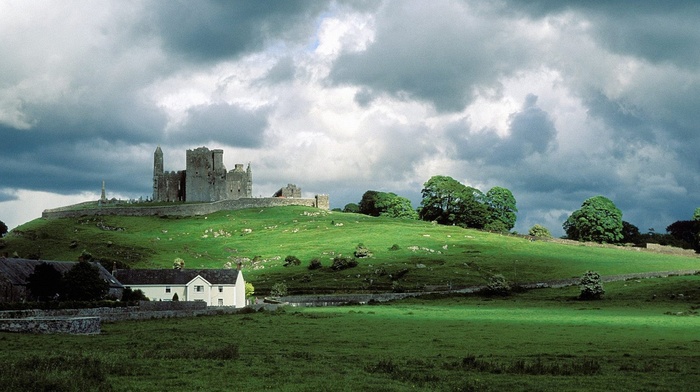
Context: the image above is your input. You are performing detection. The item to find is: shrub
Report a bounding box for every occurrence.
[529,224,552,238]
[331,256,358,271]
[173,257,185,270]
[308,258,323,270]
[354,243,373,258]
[121,287,149,302]
[172,292,179,301]
[579,270,605,300]
[245,282,255,299]
[481,274,512,296]
[270,282,288,297]
[283,255,301,267]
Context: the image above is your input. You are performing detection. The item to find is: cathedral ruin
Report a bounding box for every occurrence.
[152,146,252,202]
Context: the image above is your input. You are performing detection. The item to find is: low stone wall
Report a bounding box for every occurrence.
[0,316,100,335]
[42,197,327,220]
[0,301,243,334]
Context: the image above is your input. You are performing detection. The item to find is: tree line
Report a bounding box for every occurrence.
[340,176,700,252]
[341,175,518,232]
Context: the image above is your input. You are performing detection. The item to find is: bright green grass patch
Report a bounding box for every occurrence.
[1,277,699,391]
[4,206,699,294]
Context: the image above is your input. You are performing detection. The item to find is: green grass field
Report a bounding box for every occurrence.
[1,276,699,391]
[2,206,700,390]
[4,206,699,294]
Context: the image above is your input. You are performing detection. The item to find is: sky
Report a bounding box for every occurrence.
[1,0,699,237]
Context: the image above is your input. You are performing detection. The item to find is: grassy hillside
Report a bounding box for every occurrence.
[3,206,698,293]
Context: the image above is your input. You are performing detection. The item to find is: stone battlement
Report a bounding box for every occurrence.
[42,196,330,220]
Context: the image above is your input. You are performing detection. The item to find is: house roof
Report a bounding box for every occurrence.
[114,268,240,286]
[0,258,123,288]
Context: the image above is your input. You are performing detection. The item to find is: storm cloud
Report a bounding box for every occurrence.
[0,0,698,238]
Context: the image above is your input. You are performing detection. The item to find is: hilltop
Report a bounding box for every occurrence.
[2,206,698,294]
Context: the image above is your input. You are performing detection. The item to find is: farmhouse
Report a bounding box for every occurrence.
[0,258,123,302]
[114,268,245,307]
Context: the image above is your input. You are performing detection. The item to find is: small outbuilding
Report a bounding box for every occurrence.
[0,257,123,302]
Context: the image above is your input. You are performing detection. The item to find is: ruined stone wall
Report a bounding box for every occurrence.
[42,196,330,220]
[0,316,100,334]
[154,171,185,202]
[226,164,252,199]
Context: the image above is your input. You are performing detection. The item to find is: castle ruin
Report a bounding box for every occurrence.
[153,146,252,202]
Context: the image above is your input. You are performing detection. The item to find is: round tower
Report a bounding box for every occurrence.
[154,146,164,176]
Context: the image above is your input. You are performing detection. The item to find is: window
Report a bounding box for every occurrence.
[218,286,223,293]
[165,286,171,293]
[194,285,204,292]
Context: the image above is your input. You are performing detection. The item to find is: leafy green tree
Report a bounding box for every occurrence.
[563,196,623,243]
[528,224,552,238]
[343,203,360,213]
[245,282,255,299]
[579,270,605,300]
[483,186,517,232]
[27,262,64,301]
[693,207,700,221]
[0,220,7,237]
[63,261,109,301]
[358,190,397,216]
[382,196,418,219]
[418,175,488,228]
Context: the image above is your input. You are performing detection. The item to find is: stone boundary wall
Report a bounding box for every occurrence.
[0,316,100,334]
[0,301,243,334]
[42,196,328,220]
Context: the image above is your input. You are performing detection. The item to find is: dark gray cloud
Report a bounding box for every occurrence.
[148,0,329,62]
[450,94,557,164]
[330,1,532,112]
[1,0,699,239]
[507,0,700,68]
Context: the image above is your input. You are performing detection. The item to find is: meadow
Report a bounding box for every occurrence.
[4,206,699,294]
[2,206,699,390]
[1,276,699,391]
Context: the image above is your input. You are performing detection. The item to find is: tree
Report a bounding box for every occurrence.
[666,220,700,252]
[579,270,605,300]
[621,221,642,244]
[563,196,623,243]
[63,261,109,301]
[358,190,397,216]
[0,220,7,238]
[418,175,488,228]
[483,186,518,232]
[528,224,552,238]
[342,203,360,213]
[245,282,255,299]
[121,287,149,302]
[27,262,64,301]
[693,207,700,221]
[382,196,418,219]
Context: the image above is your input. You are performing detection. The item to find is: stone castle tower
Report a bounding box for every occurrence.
[153,146,252,202]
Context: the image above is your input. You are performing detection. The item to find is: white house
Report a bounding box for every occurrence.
[114,268,245,307]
